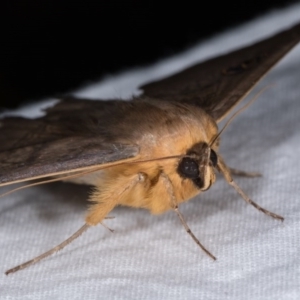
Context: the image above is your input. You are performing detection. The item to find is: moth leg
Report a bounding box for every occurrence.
[229,167,262,178]
[5,172,144,275]
[160,172,216,260]
[5,224,90,275]
[86,173,145,225]
[217,156,283,221]
[5,216,117,275]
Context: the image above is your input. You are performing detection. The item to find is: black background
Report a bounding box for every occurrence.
[1,0,298,109]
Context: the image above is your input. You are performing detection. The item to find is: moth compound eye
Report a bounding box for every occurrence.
[210,149,218,167]
[178,157,199,179]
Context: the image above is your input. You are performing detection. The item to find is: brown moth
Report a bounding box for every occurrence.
[1,22,300,275]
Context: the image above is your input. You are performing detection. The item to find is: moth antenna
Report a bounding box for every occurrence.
[0,155,184,199]
[217,156,284,221]
[0,168,105,198]
[131,155,184,164]
[210,85,273,147]
[161,173,216,260]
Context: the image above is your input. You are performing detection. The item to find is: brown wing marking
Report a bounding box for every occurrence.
[140,22,300,122]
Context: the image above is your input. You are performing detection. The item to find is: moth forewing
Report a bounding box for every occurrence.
[1,21,300,274]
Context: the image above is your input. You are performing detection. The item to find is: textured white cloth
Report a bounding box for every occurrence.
[1,4,300,299]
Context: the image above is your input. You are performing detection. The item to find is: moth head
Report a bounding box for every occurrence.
[177,142,218,191]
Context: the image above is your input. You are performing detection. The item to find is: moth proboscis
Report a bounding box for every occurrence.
[1,22,300,275]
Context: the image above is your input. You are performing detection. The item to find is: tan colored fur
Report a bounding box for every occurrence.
[85,106,219,226]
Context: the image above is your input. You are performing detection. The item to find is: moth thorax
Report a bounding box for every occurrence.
[177,142,218,190]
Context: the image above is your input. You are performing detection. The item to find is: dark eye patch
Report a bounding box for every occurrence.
[177,157,199,179]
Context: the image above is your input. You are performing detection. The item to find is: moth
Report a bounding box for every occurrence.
[1,22,300,275]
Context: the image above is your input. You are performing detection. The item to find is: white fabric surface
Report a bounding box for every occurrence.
[1,4,300,299]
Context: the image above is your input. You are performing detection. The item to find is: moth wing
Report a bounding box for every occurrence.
[140,22,300,122]
[0,99,139,186]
